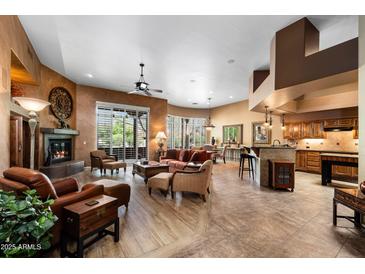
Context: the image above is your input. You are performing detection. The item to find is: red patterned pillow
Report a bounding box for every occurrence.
[178,150,190,162]
[196,150,208,162]
[189,151,200,162]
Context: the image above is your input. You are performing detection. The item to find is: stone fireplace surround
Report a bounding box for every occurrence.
[39,128,84,179]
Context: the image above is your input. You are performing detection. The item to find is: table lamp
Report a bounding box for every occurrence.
[156,131,167,152]
[13,97,50,169]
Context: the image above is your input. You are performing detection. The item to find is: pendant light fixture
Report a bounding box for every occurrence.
[264,106,269,126]
[281,114,286,130]
[204,97,215,130]
[269,111,273,129]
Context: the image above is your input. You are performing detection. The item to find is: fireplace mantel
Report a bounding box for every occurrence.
[41,127,80,136]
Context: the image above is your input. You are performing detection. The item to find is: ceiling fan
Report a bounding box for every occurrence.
[128,63,163,96]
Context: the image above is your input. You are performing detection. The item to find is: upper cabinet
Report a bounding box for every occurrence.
[353,118,359,139]
[284,118,358,140]
[284,121,325,140]
[324,118,354,128]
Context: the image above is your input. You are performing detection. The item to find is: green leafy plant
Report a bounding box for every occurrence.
[0,189,58,257]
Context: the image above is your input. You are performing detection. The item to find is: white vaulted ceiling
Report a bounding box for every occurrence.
[19,15,358,108]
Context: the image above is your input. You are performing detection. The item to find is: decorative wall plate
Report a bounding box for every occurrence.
[48,87,73,120]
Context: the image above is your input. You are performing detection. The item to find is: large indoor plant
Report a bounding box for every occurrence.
[0,189,58,257]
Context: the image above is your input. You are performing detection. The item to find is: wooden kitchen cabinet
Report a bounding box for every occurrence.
[306,151,321,173]
[283,123,292,139]
[296,150,358,180]
[296,151,307,171]
[324,118,354,128]
[292,123,302,139]
[332,165,353,177]
[353,118,358,139]
[301,122,312,138]
[311,121,325,138]
[283,121,325,139]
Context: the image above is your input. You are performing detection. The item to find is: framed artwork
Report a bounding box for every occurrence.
[222,124,243,144]
[252,122,271,145]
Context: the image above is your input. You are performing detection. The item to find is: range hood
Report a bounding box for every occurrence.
[323,126,353,132]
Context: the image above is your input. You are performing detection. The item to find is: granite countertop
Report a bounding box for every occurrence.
[252,146,296,149]
[320,153,359,158]
[296,149,358,154]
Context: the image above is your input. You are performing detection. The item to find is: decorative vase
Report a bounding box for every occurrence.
[360,181,365,195]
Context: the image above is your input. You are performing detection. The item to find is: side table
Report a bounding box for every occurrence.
[61,195,119,258]
[333,188,365,228]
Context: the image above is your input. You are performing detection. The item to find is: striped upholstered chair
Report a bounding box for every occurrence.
[171,160,213,202]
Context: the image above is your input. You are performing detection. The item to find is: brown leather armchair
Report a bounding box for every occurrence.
[0,167,104,245]
[90,150,117,174]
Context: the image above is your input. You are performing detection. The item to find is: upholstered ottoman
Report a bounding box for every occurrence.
[103,161,127,175]
[147,172,173,197]
[94,179,131,208]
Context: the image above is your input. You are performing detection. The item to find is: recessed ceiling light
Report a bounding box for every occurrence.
[192,102,198,105]
[227,59,235,64]
[190,79,196,83]
[85,73,93,78]
[209,91,214,94]
[229,95,233,99]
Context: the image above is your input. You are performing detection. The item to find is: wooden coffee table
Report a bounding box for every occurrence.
[60,195,119,258]
[132,161,169,183]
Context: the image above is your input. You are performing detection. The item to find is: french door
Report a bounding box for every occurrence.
[96,102,149,162]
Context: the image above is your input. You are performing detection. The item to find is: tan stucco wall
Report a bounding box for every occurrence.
[75,85,168,165]
[167,104,209,119]
[210,100,283,146]
[0,16,41,173]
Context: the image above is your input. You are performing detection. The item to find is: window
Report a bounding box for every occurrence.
[167,115,206,149]
[96,102,149,162]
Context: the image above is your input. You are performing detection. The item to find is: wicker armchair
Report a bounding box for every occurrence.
[172,160,213,202]
[90,150,117,174]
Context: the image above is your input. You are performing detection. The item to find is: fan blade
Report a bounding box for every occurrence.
[148,89,163,93]
[144,90,152,96]
[128,90,139,94]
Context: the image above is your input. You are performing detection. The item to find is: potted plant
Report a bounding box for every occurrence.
[0,189,58,257]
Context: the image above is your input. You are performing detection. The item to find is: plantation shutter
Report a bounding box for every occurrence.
[96,106,112,154]
[137,110,148,159]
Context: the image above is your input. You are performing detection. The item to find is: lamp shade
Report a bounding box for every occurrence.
[156,131,167,139]
[13,97,50,112]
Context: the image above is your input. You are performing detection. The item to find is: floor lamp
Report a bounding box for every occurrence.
[13,97,50,170]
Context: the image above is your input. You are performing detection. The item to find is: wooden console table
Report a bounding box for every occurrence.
[333,188,365,229]
[321,153,358,185]
[61,195,119,258]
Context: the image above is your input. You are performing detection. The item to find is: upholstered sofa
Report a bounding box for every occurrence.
[160,149,211,172]
[0,167,104,245]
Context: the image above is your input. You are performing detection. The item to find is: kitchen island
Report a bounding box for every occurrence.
[321,153,358,185]
[251,146,296,187]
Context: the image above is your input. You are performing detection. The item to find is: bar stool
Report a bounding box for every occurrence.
[239,148,255,179]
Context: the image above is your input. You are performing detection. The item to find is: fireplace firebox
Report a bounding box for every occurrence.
[47,138,72,164]
[41,128,80,166]
[40,128,84,179]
